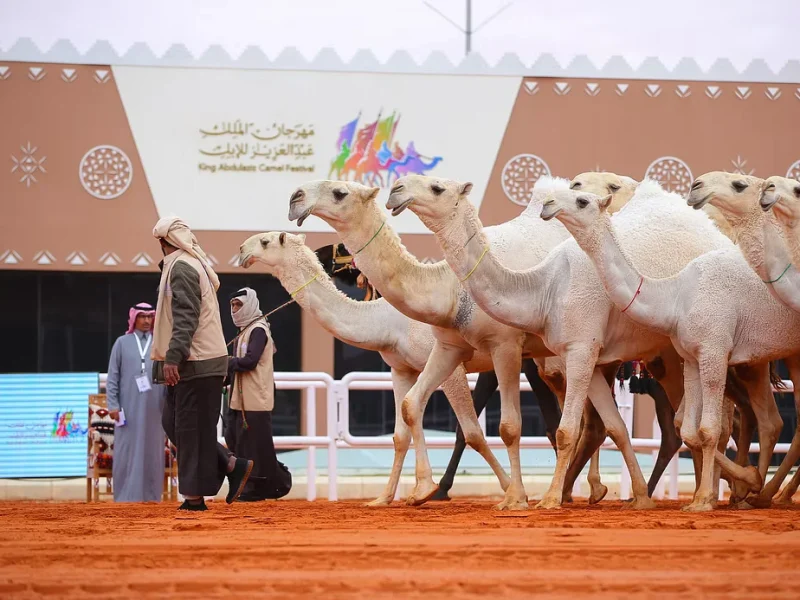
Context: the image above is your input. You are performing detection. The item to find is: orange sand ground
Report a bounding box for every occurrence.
[0,499,799,599]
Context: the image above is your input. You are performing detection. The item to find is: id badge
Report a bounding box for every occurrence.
[136,375,152,393]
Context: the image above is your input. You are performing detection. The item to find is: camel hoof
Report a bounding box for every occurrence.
[621,496,656,510]
[743,492,773,509]
[405,483,439,507]
[365,497,392,507]
[773,491,795,506]
[588,484,609,505]
[429,487,452,502]
[730,500,756,511]
[535,495,562,510]
[681,501,715,513]
[493,498,529,511]
[743,466,763,494]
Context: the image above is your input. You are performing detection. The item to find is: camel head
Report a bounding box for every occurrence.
[569,172,638,214]
[540,188,612,234]
[238,231,306,274]
[760,175,800,224]
[385,175,473,225]
[288,180,380,229]
[687,171,765,224]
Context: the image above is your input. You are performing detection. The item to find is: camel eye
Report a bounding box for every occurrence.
[576,197,590,209]
[431,184,445,195]
[332,189,348,202]
[261,239,269,248]
[608,183,621,192]
[794,186,800,198]
[570,181,581,190]
[732,180,748,193]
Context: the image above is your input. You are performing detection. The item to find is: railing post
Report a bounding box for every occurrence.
[652,414,665,500]
[615,378,634,500]
[327,382,339,501]
[305,386,317,502]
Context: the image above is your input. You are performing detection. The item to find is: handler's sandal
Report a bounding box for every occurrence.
[178,499,207,511]
[226,458,254,504]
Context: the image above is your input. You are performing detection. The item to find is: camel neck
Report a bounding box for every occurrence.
[335,203,458,327]
[276,251,398,351]
[571,214,678,337]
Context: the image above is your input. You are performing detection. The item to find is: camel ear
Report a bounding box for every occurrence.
[363,187,381,203]
[279,232,286,246]
[459,182,473,196]
[599,194,613,210]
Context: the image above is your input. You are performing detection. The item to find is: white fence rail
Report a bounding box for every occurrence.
[98,372,794,502]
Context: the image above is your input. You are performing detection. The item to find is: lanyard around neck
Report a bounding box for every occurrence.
[135,333,151,373]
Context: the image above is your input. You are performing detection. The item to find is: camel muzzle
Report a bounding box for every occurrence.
[687,192,712,210]
[539,204,561,221]
[387,197,413,216]
[760,194,777,212]
[291,207,312,227]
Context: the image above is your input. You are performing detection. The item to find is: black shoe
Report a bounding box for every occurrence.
[226,458,254,504]
[178,499,207,512]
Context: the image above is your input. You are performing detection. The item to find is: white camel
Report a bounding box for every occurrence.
[758,175,800,313]
[387,174,750,510]
[685,172,800,506]
[544,185,800,511]
[288,180,615,510]
[237,231,512,506]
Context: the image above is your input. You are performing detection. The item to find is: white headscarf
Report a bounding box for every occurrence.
[231,287,262,328]
[153,216,220,291]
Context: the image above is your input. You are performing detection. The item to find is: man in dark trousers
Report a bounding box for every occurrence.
[151,216,253,511]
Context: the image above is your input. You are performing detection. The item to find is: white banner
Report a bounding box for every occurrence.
[114,66,519,234]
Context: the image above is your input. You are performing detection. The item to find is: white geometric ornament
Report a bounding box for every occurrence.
[675,85,691,98]
[206,254,219,266]
[0,250,22,265]
[33,250,56,265]
[132,252,154,267]
[644,156,693,197]
[523,81,539,95]
[615,83,629,96]
[796,87,800,101]
[585,83,600,97]
[705,86,722,99]
[730,156,755,176]
[645,84,662,98]
[787,160,800,180]
[79,145,133,199]
[765,87,782,101]
[501,154,552,207]
[28,67,45,81]
[229,254,242,267]
[735,86,751,100]
[100,252,121,266]
[10,142,47,187]
[0,66,10,80]
[66,251,88,266]
[61,68,77,83]
[553,81,571,96]
[94,69,110,84]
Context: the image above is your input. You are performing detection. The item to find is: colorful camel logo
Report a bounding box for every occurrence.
[329,111,443,187]
[51,410,87,439]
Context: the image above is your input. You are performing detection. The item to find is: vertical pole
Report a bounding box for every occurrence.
[306,386,317,501]
[616,378,633,500]
[668,452,679,499]
[652,414,665,500]
[327,383,339,501]
[465,0,472,56]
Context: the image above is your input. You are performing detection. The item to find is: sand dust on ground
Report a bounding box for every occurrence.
[0,499,799,599]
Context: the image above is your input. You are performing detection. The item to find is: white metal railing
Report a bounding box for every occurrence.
[97,371,794,502]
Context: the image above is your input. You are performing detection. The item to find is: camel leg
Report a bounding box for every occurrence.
[683,352,729,512]
[562,404,608,504]
[726,368,757,503]
[522,358,561,454]
[741,364,783,485]
[752,356,800,507]
[400,341,475,506]
[644,376,682,497]
[366,368,416,507]
[536,346,600,510]
[775,465,800,505]
[490,345,528,511]
[586,369,655,509]
[432,369,498,501]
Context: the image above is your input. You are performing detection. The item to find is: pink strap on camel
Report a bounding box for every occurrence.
[621,277,644,314]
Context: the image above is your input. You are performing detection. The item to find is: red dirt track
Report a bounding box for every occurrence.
[1,499,799,599]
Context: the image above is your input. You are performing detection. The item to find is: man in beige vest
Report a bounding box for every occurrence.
[223,288,292,501]
[151,217,253,511]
